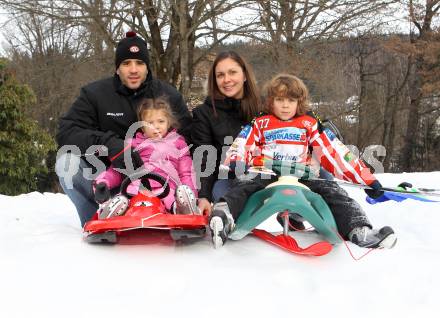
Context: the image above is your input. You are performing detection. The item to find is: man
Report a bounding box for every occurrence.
[55,31,192,226]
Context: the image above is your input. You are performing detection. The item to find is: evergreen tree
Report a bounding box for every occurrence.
[0,58,56,195]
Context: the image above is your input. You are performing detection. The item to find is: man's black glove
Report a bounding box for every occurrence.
[111,147,143,171]
[364,180,384,199]
[94,183,111,204]
[106,137,143,172]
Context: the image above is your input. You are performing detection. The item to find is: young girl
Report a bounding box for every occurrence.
[93,97,199,216]
[209,74,397,249]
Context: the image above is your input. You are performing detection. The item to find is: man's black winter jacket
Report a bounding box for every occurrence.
[56,75,192,159]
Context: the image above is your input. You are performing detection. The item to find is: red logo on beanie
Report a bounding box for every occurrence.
[129,45,140,53]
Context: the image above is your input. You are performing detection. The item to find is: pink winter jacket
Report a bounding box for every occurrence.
[95,130,197,211]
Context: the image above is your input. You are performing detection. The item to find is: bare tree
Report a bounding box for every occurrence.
[399,0,440,171]
[1,8,90,135]
[251,0,396,64]
[125,0,256,96]
[0,0,255,96]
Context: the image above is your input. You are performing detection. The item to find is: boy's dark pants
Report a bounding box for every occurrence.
[220,174,371,239]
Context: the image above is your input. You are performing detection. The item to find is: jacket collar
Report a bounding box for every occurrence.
[204,96,241,112]
[134,129,178,143]
[113,71,153,96]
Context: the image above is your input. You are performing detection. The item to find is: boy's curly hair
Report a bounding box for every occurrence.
[264,74,310,116]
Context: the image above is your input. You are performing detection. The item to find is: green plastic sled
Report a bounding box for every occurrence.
[229,184,341,245]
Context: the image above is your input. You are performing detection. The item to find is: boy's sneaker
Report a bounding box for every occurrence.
[349,226,397,249]
[209,202,235,249]
[174,185,200,215]
[276,212,306,231]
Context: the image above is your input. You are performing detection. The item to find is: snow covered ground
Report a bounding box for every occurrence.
[1,172,439,318]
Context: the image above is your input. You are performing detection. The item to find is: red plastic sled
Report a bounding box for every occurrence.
[83,172,208,244]
[252,229,333,256]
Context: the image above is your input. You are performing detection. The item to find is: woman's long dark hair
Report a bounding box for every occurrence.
[207,51,261,122]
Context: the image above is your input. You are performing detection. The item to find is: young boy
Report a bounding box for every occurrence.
[209,74,397,249]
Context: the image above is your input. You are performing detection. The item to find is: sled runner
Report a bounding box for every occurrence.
[83,172,208,244]
[229,176,342,256]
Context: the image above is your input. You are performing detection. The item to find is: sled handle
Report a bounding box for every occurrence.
[120,171,170,199]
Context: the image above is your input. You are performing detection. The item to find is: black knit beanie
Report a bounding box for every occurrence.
[115,31,150,69]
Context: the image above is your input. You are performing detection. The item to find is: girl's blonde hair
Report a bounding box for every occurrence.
[137,97,179,130]
[264,74,310,116]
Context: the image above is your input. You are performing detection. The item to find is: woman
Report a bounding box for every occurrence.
[192,51,263,215]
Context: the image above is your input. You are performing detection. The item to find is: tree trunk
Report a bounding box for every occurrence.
[400,0,440,171]
[177,0,191,96]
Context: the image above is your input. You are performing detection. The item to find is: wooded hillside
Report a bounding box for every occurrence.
[1,0,439,193]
